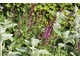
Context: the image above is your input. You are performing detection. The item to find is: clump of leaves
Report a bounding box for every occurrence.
[16,37,49,56]
[0,19,17,56]
[53,6,80,56]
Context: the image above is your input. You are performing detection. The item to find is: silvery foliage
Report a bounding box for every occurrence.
[53,11,68,53]
[0,19,17,44]
[0,20,17,43]
[53,6,80,40]
[73,6,80,39]
[53,11,67,37]
[58,43,65,48]
[16,37,49,56]
[0,19,20,56]
[53,6,80,56]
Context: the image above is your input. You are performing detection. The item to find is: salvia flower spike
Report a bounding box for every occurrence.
[42,16,56,44]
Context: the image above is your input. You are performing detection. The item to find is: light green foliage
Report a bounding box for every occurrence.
[0,19,17,56]
[0,3,80,56]
[16,38,49,56]
[53,6,80,56]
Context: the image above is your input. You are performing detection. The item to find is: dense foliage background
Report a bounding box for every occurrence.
[0,3,80,56]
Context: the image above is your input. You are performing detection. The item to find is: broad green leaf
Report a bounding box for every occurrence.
[8,51,21,56]
[16,47,27,52]
[70,52,76,56]
[32,49,49,56]
[38,50,49,55]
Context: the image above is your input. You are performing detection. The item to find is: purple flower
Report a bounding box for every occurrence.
[29,3,35,20]
[28,3,35,29]
[42,16,56,44]
[42,20,54,44]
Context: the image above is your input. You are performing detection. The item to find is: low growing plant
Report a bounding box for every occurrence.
[16,37,49,56]
[0,19,17,56]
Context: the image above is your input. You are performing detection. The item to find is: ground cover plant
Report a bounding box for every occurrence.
[0,3,80,56]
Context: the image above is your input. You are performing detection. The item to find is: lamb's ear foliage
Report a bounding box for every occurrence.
[16,38,49,56]
[52,6,80,56]
[0,19,17,43]
[0,19,17,56]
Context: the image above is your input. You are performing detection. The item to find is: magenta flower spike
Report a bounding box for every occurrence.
[42,16,56,44]
[42,20,54,44]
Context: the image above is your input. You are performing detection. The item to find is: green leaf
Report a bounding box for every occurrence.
[24,40,30,44]
[62,31,70,39]
[5,4,11,8]
[0,19,17,29]
[66,39,75,45]
[75,6,78,13]
[8,41,16,51]
[70,52,76,56]
[58,43,65,48]
[38,50,49,55]
[53,23,61,30]
[29,47,36,50]
[31,38,41,46]
[55,19,63,23]
[54,29,62,37]
[56,12,66,20]
[64,10,71,15]
[8,51,21,56]
[76,33,80,38]
[16,47,27,52]
[1,34,13,41]
[0,25,6,35]
[48,10,55,16]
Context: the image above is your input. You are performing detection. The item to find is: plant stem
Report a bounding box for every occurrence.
[32,46,34,56]
[0,42,2,56]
